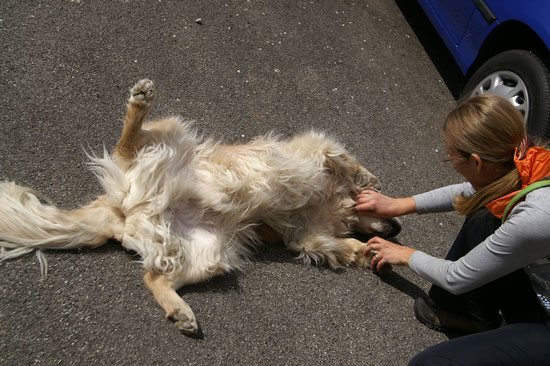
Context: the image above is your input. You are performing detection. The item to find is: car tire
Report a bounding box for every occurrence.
[460,50,550,138]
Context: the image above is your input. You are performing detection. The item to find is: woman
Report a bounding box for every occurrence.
[355,94,550,365]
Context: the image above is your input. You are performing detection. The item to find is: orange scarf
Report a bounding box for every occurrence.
[486,146,550,218]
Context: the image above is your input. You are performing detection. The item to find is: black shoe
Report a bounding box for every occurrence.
[413,297,501,334]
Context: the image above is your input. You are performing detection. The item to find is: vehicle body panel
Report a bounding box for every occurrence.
[417,0,550,74]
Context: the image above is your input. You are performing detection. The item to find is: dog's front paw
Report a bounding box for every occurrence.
[129,79,155,106]
[366,250,393,274]
[353,245,393,273]
[354,168,382,192]
[364,176,382,192]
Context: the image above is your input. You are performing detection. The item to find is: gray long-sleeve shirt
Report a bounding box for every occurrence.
[409,183,550,295]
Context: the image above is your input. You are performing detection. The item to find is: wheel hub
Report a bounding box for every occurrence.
[469,70,529,121]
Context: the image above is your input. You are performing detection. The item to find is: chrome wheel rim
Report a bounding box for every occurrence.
[469,70,529,121]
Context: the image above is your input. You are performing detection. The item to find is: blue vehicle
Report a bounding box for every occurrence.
[417,0,550,137]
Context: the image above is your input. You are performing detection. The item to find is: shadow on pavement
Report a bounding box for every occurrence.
[378,270,427,300]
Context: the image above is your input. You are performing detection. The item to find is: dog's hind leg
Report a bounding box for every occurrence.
[114,79,155,159]
[144,271,202,337]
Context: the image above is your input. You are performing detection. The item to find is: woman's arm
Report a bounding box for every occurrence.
[409,200,550,294]
[355,182,475,219]
[354,191,416,218]
[365,189,550,292]
[412,182,474,214]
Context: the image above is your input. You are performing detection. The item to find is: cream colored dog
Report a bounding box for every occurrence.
[0,79,399,337]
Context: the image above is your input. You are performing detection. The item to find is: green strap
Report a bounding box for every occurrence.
[502,179,550,224]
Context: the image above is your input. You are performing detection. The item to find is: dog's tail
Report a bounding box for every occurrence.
[0,181,123,275]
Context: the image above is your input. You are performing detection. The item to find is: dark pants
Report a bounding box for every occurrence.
[428,208,546,325]
[410,208,549,365]
[409,321,550,366]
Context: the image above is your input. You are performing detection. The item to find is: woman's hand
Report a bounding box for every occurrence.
[354,190,416,219]
[364,236,416,272]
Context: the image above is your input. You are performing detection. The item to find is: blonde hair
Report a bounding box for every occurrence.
[444,94,526,215]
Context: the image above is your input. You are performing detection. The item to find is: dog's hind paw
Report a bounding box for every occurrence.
[129,79,155,106]
[169,309,199,337]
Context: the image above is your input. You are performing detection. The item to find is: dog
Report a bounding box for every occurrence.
[0,79,400,337]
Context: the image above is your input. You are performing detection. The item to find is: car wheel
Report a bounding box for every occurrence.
[461,50,550,138]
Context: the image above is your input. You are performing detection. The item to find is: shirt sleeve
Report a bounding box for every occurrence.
[408,190,550,295]
[413,182,475,214]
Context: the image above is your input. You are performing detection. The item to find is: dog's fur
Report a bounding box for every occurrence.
[0,79,399,336]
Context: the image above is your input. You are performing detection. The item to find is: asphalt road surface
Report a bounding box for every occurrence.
[1,1,469,365]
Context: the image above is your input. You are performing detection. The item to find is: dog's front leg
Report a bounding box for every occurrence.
[144,271,199,337]
[114,79,155,159]
[288,236,367,269]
